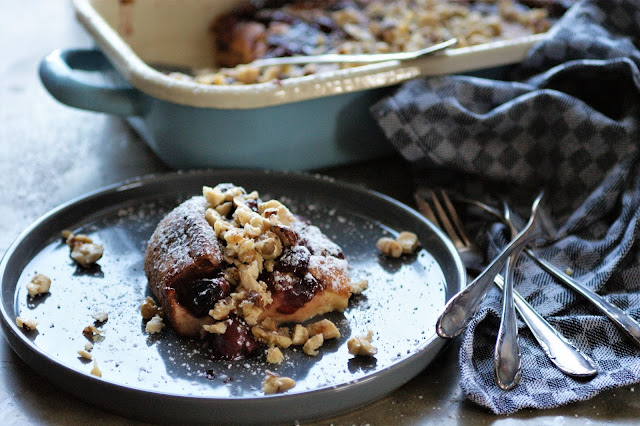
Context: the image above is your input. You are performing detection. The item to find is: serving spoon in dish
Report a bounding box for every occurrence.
[247,37,458,68]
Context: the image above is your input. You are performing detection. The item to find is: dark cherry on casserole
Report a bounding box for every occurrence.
[176,276,231,318]
[207,315,261,359]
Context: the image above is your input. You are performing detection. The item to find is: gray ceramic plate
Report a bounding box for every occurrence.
[0,169,464,424]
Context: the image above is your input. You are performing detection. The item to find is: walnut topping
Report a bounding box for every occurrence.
[349,279,368,295]
[27,273,51,298]
[203,322,228,334]
[306,319,341,340]
[140,296,163,320]
[377,231,420,258]
[90,360,102,377]
[347,330,378,356]
[397,231,420,254]
[262,370,296,395]
[266,346,285,364]
[66,233,103,267]
[252,325,292,348]
[91,311,108,323]
[16,316,38,331]
[77,349,93,360]
[145,315,165,334]
[83,325,104,342]
[209,297,235,320]
[291,324,309,346]
[303,334,324,356]
[376,237,403,258]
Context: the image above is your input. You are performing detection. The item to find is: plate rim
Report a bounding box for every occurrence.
[0,169,465,423]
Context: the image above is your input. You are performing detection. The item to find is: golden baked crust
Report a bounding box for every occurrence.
[144,196,221,336]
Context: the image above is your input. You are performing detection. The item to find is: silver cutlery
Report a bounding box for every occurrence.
[436,192,546,339]
[247,38,457,68]
[418,190,597,380]
[493,202,522,390]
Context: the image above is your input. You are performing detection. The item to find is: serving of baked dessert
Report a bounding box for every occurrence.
[172,0,570,85]
[144,183,352,359]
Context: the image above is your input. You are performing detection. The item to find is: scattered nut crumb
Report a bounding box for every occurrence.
[266,346,285,364]
[203,322,227,334]
[376,237,402,258]
[16,316,38,331]
[377,232,420,258]
[27,273,51,298]
[303,334,324,356]
[349,279,368,295]
[77,349,93,360]
[90,360,102,377]
[84,342,93,351]
[83,325,104,342]
[565,267,574,276]
[307,319,341,340]
[145,314,165,334]
[140,296,162,320]
[291,324,309,346]
[348,330,378,356]
[91,311,108,323]
[262,370,296,394]
[66,233,103,267]
[61,229,73,240]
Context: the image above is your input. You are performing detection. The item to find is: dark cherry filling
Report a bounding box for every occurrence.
[261,245,322,314]
[177,276,231,318]
[207,315,260,359]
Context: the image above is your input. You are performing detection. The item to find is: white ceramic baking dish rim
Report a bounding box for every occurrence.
[73,0,549,110]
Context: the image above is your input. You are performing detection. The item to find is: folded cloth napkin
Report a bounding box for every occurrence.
[371,0,640,415]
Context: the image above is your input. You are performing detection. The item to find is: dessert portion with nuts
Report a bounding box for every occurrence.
[175,0,565,85]
[144,183,353,359]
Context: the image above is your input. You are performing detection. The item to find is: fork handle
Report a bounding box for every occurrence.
[526,249,640,347]
[493,274,598,377]
[493,253,522,390]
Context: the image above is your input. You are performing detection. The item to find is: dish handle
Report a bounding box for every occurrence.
[39,49,148,117]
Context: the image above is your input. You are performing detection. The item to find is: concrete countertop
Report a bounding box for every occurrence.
[1,1,639,424]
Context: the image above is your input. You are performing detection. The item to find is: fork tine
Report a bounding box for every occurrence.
[413,192,441,228]
[428,190,465,248]
[439,190,473,247]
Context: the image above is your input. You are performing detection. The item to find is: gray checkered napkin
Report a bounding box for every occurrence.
[370,0,640,415]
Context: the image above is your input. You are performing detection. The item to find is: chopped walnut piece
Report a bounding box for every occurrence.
[291,324,309,346]
[140,296,162,320]
[347,330,378,356]
[203,322,228,334]
[145,315,165,334]
[397,231,420,254]
[377,231,419,258]
[262,371,296,395]
[376,237,403,258]
[209,297,235,320]
[83,325,104,342]
[252,325,292,348]
[85,342,93,351]
[60,229,73,240]
[67,233,103,267]
[260,317,278,332]
[266,346,285,364]
[303,334,324,356]
[349,279,368,295]
[91,311,108,323]
[16,316,38,331]
[90,360,102,377]
[27,273,51,298]
[307,319,341,340]
[77,349,93,360]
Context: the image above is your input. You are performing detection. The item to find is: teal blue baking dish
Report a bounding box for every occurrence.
[38,0,546,170]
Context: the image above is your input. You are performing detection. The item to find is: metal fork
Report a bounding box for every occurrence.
[415,190,598,379]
